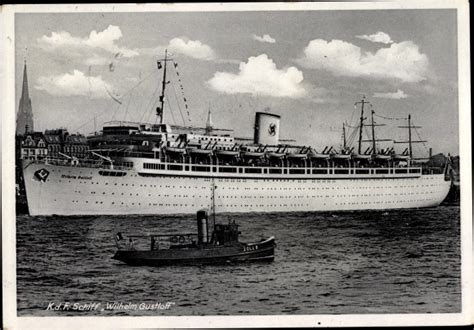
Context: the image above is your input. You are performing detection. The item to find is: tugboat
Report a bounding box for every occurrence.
[112,210,276,266]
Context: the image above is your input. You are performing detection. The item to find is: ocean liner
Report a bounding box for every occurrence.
[21,51,451,216]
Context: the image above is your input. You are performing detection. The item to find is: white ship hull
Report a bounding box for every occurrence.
[22,160,451,216]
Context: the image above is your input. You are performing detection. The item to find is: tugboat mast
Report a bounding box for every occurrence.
[211,179,216,229]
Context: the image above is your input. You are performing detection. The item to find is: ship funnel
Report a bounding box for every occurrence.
[196,209,209,244]
[254,112,280,145]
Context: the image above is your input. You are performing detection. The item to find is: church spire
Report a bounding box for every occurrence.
[205,104,213,135]
[21,60,30,101]
[16,59,34,135]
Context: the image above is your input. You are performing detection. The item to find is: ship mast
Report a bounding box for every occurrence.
[355,96,370,154]
[342,123,347,151]
[367,110,390,154]
[157,49,173,125]
[371,110,376,154]
[395,114,426,159]
[408,114,412,157]
[360,106,391,154]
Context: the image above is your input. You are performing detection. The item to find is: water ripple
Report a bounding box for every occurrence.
[16,206,461,315]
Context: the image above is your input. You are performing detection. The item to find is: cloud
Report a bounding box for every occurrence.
[84,54,110,66]
[207,54,305,98]
[297,39,429,83]
[252,34,276,44]
[167,37,216,60]
[125,77,139,83]
[34,70,112,98]
[37,25,139,60]
[214,58,242,65]
[356,31,393,44]
[142,37,216,61]
[373,89,409,99]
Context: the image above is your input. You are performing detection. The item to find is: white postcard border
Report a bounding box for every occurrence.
[2,1,471,328]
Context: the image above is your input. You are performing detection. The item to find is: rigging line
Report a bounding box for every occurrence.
[129,91,141,122]
[363,126,372,147]
[381,100,390,119]
[349,107,356,128]
[373,113,406,121]
[170,80,186,126]
[127,77,149,118]
[146,94,160,124]
[346,133,354,147]
[119,70,156,101]
[110,102,121,122]
[165,91,177,125]
[348,124,358,137]
[132,87,146,122]
[171,63,191,123]
[100,75,121,102]
[347,127,358,146]
[343,127,354,147]
[72,110,109,133]
[344,122,359,129]
[340,130,346,149]
[109,88,124,122]
[414,126,429,154]
[139,82,160,123]
[122,90,134,122]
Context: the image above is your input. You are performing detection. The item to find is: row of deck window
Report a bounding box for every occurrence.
[142,162,421,175]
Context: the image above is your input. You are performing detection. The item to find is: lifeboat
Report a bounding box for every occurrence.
[286,153,308,159]
[331,153,352,160]
[164,146,186,154]
[188,148,213,156]
[241,151,265,158]
[308,152,330,159]
[374,154,392,160]
[352,154,372,160]
[266,152,286,159]
[215,149,240,157]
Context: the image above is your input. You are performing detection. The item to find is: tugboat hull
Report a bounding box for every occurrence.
[113,237,275,266]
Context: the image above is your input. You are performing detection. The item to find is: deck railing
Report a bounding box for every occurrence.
[115,232,198,251]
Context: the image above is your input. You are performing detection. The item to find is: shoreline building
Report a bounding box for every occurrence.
[16,60,34,135]
[16,132,48,161]
[44,128,89,159]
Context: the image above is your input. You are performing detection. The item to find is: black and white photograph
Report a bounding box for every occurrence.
[2,2,472,328]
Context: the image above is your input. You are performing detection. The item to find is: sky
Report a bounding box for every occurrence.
[14,9,459,156]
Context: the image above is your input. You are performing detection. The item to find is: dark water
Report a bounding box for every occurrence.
[16,206,461,316]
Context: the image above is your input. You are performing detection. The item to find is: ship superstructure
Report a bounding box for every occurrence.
[21,51,451,216]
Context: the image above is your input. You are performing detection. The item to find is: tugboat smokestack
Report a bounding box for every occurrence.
[197,210,209,244]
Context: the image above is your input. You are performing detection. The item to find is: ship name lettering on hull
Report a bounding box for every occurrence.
[61,174,92,180]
